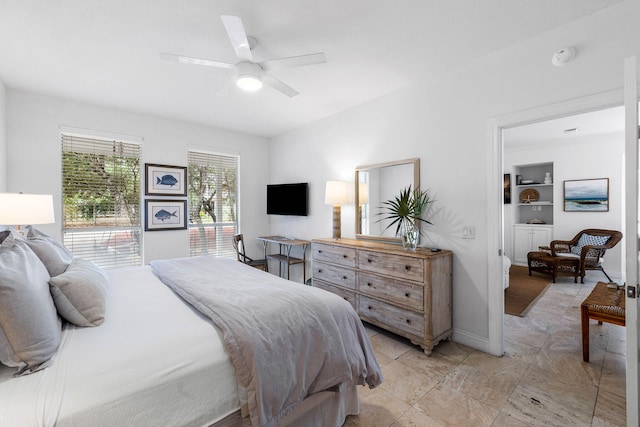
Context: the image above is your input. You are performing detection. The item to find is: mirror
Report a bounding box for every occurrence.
[355,158,420,242]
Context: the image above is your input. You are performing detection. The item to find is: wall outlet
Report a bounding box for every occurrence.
[462,226,475,239]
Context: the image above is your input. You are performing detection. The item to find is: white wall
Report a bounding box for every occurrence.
[6,89,270,263]
[268,1,640,350]
[0,79,6,191]
[504,132,625,279]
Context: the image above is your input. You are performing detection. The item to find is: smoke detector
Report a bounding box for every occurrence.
[552,47,576,67]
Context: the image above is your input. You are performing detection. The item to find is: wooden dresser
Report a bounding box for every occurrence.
[311,238,452,355]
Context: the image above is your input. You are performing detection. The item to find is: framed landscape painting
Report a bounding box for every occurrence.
[144,199,187,231]
[145,163,187,196]
[563,178,609,212]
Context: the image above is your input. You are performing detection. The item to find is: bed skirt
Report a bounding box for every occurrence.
[211,382,359,427]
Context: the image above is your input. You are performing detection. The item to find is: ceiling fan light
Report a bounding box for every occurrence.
[236,75,263,91]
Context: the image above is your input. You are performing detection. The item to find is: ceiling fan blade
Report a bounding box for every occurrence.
[160,53,234,69]
[260,53,326,72]
[262,74,299,97]
[220,15,253,62]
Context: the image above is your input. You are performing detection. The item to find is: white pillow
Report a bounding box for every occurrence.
[0,233,62,375]
[23,225,74,277]
[49,258,108,327]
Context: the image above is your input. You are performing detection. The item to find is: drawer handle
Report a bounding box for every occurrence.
[405,292,410,297]
[318,250,322,253]
[368,306,372,310]
[343,254,347,258]
[367,259,372,263]
[367,282,372,287]
[406,319,411,324]
[318,269,322,273]
[342,276,347,280]
[405,265,411,271]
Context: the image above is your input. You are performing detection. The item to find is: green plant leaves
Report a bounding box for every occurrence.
[377,185,433,236]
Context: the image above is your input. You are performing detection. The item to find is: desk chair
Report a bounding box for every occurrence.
[232,234,268,272]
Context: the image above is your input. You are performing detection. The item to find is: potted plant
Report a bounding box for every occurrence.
[378,185,433,250]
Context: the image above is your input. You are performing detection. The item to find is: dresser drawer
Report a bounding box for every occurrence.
[358,250,424,282]
[313,279,356,310]
[312,262,356,290]
[358,295,424,339]
[312,243,357,267]
[358,271,424,311]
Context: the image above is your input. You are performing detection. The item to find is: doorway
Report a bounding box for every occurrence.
[491,103,627,425]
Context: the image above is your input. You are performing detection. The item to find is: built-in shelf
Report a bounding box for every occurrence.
[512,162,554,266]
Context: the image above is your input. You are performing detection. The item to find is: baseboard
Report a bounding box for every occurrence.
[451,328,495,355]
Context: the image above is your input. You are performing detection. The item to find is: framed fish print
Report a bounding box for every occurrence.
[145,163,187,196]
[144,199,187,231]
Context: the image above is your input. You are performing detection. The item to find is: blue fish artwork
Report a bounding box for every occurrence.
[157,174,179,187]
[154,209,178,222]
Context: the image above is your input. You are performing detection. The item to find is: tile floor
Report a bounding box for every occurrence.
[345,274,627,426]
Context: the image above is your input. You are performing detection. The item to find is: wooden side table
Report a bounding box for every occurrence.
[580,281,626,362]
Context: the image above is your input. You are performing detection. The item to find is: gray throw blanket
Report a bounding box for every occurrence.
[150,257,382,427]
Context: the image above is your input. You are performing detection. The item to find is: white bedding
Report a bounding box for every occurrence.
[0,266,241,427]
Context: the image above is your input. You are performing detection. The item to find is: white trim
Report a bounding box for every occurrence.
[452,328,490,353]
[624,55,639,427]
[59,125,144,143]
[187,144,240,157]
[486,88,625,357]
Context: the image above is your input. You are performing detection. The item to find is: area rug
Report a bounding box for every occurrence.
[505,265,552,317]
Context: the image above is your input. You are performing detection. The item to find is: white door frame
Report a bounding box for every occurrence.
[624,55,639,427]
[486,89,625,356]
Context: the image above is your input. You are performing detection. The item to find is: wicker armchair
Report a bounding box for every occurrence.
[232,234,268,272]
[549,229,622,283]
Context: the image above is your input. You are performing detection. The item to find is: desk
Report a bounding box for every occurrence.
[257,236,311,282]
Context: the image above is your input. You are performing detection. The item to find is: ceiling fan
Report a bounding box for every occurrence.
[161,15,326,97]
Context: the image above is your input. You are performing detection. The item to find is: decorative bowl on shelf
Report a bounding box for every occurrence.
[519,188,539,203]
[520,179,535,184]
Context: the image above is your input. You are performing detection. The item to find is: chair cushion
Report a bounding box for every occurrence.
[570,233,610,255]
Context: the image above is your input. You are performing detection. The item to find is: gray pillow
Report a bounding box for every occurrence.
[0,229,11,244]
[49,258,108,327]
[0,234,62,375]
[23,225,74,277]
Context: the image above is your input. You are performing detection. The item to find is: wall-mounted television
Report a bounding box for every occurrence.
[267,183,308,216]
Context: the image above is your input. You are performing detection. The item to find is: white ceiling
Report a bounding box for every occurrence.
[504,105,625,147]
[0,0,626,138]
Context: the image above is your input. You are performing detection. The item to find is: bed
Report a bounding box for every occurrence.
[0,228,382,427]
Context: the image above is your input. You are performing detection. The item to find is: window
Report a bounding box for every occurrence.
[61,134,142,269]
[188,150,238,257]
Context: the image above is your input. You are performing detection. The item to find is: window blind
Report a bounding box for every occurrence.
[61,134,142,269]
[188,150,238,258]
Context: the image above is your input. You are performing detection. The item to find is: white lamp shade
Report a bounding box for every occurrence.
[0,193,55,225]
[324,181,349,206]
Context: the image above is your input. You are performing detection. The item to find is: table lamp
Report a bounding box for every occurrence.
[0,193,55,236]
[324,181,349,240]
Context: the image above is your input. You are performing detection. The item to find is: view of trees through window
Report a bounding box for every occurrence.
[188,151,238,257]
[62,135,142,269]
